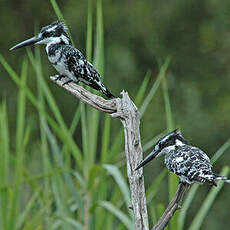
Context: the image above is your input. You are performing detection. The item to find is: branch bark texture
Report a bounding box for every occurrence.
[51,76,149,230]
[111,92,149,230]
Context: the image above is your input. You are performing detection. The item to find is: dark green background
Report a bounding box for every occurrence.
[1,0,230,229]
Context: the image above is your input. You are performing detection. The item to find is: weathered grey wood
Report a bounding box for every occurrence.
[50,76,117,114]
[111,91,149,230]
[51,76,149,230]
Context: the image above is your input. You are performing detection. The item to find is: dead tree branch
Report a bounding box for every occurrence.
[152,183,190,230]
[50,76,149,230]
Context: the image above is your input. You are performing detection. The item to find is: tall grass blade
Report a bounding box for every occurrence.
[86,0,93,61]
[81,103,89,176]
[150,205,158,228]
[162,76,174,131]
[8,58,28,230]
[157,203,168,230]
[51,176,74,230]
[16,58,27,153]
[94,0,104,72]
[0,101,10,230]
[140,57,170,117]
[83,0,93,173]
[99,201,134,230]
[101,116,111,163]
[146,169,167,203]
[160,58,178,229]
[135,70,151,107]
[16,190,40,229]
[162,75,178,204]
[211,139,230,164]
[110,129,124,161]
[178,184,199,230]
[60,217,84,229]
[49,0,74,44]
[50,0,65,21]
[142,131,165,153]
[69,107,81,134]
[103,164,131,213]
[86,0,105,167]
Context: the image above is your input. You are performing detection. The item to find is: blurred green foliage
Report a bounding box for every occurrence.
[0,0,230,229]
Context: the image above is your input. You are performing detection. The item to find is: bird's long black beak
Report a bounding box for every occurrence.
[135,149,160,170]
[10,36,42,50]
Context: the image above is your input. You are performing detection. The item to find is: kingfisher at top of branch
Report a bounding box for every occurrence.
[136,129,230,186]
[10,21,115,98]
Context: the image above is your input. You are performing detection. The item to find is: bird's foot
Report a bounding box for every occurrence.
[179,181,187,186]
[55,75,65,81]
[62,79,73,86]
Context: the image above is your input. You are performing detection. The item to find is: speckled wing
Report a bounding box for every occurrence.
[165,145,213,184]
[62,45,101,85]
[51,44,114,98]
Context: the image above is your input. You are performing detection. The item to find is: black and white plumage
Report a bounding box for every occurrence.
[10,21,114,98]
[136,129,230,186]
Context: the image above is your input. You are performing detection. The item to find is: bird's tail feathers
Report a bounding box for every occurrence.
[97,81,115,99]
[101,87,115,99]
[195,173,230,186]
[87,79,115,98]
[214,174,230,183]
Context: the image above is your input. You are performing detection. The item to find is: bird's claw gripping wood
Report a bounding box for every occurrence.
[54,74,65,81]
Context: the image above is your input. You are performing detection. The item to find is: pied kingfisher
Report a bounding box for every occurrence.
[136,129,230,186]
[10,21,114,98]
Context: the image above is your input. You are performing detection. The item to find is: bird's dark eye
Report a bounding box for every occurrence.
[43,32,50,38]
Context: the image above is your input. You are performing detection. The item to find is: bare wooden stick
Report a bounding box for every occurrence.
[152,183,190,230]
[50,76,149,230]
[50,76,117,113]
[111,91,149,230]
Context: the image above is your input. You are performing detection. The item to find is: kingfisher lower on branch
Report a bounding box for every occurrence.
[10,21,115,98]
[136,129,230,186]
